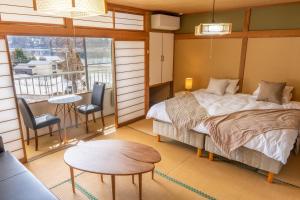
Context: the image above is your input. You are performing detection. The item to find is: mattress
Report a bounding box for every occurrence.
[147,89,300,164]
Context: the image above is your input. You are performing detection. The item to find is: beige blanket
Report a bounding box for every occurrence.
[165,92,208,132]
[204,109,300,156]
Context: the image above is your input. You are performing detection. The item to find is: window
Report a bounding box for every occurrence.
[85,38,113,90]
[7,36,113,103]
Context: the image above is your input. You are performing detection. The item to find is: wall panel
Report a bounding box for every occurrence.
[174,38,243,92]
[243,37,300,100]
[250,3,300,31]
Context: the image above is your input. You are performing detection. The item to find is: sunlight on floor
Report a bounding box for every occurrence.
[25,115,115,160]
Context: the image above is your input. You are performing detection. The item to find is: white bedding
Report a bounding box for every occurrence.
[147,89,300,164]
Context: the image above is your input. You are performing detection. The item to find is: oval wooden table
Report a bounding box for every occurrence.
[64,140,161,200]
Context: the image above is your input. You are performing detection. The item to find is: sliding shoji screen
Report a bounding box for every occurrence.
[0,0,64,25]
[115,12,144,31]
[0,37,25,160]
[115,41,146,125]
[73,11,113,28]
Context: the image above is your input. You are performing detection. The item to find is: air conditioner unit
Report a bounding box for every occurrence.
[151,14,180,31]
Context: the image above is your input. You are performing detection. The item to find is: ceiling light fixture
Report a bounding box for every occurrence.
[195,0,232,36]
[34,0,107,18]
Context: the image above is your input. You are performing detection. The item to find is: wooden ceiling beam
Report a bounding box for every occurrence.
[0,23,148,40]
[247,29,300,38]
[175,32,245,40]
[107,3,148,14]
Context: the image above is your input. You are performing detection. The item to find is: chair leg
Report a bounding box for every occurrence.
[26,127,30,145]
[92,113,96,123]
[49,125,53,136]
[34,129,38,151]
[101,110,105,130]
[85,114,89,133]
[58,122,62,142]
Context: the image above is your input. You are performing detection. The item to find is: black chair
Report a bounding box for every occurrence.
[18,98,62,151]
[77,82,106,133]
[0,136,4,153]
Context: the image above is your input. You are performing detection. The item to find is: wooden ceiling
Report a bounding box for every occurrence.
[108,0,300,14]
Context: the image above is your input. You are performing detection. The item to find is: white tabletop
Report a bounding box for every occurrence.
[48,94,82,104]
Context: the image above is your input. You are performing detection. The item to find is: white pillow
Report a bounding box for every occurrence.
[207,78,229,95]
[253,84,293,103]
[226,79,239,94]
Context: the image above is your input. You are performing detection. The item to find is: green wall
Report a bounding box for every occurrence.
[177,2,300,34]
[250,3,300,30]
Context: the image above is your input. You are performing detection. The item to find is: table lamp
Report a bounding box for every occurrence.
[185,78,193,91]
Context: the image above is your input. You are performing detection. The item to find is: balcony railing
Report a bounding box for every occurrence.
[14,67,113,102]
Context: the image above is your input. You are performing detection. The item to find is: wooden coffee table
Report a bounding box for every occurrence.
[64,140,161,200]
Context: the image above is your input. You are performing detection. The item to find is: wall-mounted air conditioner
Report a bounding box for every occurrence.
[151,14,180,31]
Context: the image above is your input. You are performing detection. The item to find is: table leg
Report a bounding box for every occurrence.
[70,167,75,193]
[100,174,104,183]
[111,175,116,200]
[67,104,73,127]
[73,103,79,128]
[138,174,142,200]
[54,104,59,116]
[63,104,67,142]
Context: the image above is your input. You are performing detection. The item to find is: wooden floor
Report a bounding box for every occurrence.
[26,119,300,200]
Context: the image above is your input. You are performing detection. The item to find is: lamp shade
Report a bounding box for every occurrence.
[185,78,193,90]
[35,0,107,18]
[195,23,232,36]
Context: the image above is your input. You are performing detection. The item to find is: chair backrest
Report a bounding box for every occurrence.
[0,136,4,153]
[18,98,36,129]
[91,82,106,109]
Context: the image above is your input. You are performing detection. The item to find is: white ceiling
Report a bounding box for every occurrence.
[108,0,300,14]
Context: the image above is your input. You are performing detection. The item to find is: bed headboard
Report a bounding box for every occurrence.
[242,37,300,101]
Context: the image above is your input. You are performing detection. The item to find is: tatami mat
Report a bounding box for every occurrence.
[26,121,300,200]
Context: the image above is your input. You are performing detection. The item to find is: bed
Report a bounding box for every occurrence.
[147,89,300,182]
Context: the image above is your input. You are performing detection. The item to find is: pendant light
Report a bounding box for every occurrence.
[195,0,232,36]
[34,0,107,18]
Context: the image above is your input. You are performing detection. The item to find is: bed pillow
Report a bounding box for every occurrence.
[225,79,239,94]
[256,81,286,104]
[282,86,294,103]
[206,78,229,95]
[253,84,293,103]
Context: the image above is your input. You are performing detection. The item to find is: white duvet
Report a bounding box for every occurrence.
[147,89,300,164]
